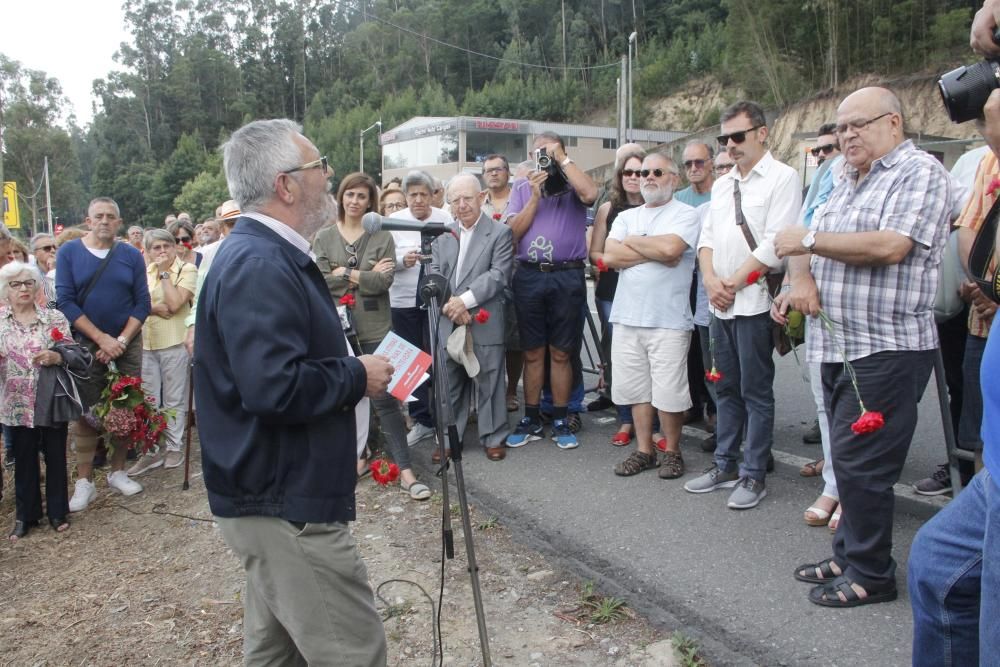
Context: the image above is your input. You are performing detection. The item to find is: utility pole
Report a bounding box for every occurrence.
[561,0,568,81]
[44,156,53,235]
[360,120,382,173]
[628,32,637,142]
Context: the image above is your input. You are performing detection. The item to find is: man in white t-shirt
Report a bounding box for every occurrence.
[603,151,701,480]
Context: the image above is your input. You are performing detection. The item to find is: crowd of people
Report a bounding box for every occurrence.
[0,75,997,667]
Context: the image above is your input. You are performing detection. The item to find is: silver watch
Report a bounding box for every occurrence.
[116,335,128,347]
[802,230,817,250]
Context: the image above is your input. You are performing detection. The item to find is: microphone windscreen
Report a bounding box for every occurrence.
[361,212,383,234]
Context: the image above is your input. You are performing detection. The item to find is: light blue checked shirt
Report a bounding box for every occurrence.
[806,140,954,363]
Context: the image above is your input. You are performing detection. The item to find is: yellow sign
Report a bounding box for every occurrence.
[3,182,20,229]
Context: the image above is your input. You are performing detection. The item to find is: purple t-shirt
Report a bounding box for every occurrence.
[507,178,588,263]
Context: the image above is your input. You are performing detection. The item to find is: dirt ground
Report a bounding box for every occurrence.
[0,440,682,666]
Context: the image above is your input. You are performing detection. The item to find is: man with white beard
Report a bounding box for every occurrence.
[601,150,701,479]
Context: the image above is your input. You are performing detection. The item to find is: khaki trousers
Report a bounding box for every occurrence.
[216,516,387,667]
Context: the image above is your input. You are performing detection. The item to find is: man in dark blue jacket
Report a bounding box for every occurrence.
[196,118,393,666]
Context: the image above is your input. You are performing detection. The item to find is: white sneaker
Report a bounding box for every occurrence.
[69,478,97,512]
[108,470,143,496]
[406,423,436,447]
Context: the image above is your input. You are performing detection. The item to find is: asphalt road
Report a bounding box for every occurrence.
[409,286,957,666]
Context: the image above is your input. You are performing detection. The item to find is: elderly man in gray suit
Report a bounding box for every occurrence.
[432,173,514,461]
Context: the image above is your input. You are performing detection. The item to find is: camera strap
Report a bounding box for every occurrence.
[969,195,1000,305]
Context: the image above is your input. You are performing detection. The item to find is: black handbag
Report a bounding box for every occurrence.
[969,196,1000,304]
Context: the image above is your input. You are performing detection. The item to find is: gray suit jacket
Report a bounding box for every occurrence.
[431,212,513,347]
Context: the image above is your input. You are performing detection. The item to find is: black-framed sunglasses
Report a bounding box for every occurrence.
[174,235,192,243]
[345,242,358,268]
[640,168,674,178]
[683,159,708,170]
[284,156,329,176]
[717,125,763,146]
[811,144,837,157]
[37,244,56,252]
[621,169,641,178]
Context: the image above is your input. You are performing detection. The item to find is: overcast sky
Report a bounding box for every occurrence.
[4,0,129,126]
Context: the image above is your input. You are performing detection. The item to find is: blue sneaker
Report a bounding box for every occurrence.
[551,419,579,450]
[506,417,544,448]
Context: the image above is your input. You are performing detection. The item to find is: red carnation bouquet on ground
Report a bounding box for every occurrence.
[87,362,172,455]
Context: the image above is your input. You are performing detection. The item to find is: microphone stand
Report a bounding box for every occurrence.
[417,232,492,667]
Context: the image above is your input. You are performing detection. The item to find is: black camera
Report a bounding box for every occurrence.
[938,60,1000,123]
[533,147,569,197]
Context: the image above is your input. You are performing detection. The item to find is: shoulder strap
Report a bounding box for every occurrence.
[969,196,1000,303]
[77,242,118,307]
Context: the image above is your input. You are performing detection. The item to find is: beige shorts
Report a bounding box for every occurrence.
[611,324,692,413]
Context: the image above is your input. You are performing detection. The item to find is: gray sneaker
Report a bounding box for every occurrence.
[913,464,952,496]
[727,477,767,509]
[683,465,740,494]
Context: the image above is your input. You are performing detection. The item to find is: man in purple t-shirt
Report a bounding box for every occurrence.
[504,131,598,450]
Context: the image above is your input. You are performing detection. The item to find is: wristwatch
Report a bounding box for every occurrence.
[116,335,128,347]
[801,230,817,251]
[159,271,171,280]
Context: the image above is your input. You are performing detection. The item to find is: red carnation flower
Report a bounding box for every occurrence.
[50,327,65,342]
[492,213,502,221]
[339,293,356,308]
[988,177,1000,198]
[595,257,608,273]
[851,410,885,435]
[370,458,401,486]
[746,270,762,285]
[704,368,723,383]
[181,241,193,251]
[474,308,490,324]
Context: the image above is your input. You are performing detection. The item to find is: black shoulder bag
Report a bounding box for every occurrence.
[969,196,1000,305]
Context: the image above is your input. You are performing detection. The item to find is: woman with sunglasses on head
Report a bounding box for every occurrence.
[314,172,432,501]
[589,148,664,448]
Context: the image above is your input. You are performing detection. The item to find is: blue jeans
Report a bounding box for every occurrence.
[710,313,775,480]
[909,469,999,666]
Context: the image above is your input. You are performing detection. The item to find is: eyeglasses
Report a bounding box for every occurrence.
[37,245,56,252]
[384,202,406,211]
[284,156,329,175]
[483,167,508,175]
[714,163,734,174]
[811,144,837,157]
[683,159,708,170]
[8,279,36,290]
[717,125,763,146]
[344,243,358,268]
[640,168,676,178]
[175,235,192,243]
[448,195,478,207]
[835,113,892,136]
[621,169,641,178]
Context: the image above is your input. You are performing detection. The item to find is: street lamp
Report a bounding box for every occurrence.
[628,31,637,143]
[360,120,382,173]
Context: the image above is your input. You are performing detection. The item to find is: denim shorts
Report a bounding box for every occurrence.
[512,267,585,352]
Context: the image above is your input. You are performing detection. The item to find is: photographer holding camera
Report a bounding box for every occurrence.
[505,132,598,450]
[908,39,1000,662]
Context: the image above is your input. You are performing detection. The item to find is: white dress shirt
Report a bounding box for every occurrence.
[454,219,480,309]
[388,206,452,308]
[697,151,801,319]
[242,211,314,260]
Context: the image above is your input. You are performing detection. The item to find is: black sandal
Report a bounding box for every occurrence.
[49,517,70,532]
[9,519,37,541]
[808,576,898,608]
[794,558,842,584]
[613,451,658,477]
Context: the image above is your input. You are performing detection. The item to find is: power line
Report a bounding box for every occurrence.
[368,14,622,72]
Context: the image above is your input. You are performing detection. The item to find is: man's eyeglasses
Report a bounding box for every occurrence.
[714,164,734,174]
[811,144,837,157]
[8,279,36,290]
[683,159,708,170]
[483,167,508,175]
[640,168,676,178]
[36,245,56,252]
[834,112,892,136]
[621,169,641,178]
[717,125,763,147]
[448,195,478,207]
[284,156,329,176]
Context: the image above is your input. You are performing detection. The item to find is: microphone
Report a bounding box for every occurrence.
[362,212,448,236]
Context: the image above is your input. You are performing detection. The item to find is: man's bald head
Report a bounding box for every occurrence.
[836,87,905,176]
[446,173,485,228]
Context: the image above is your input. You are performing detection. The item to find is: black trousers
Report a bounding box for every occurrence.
[823,349,934,591]
[390,306,434,428]
[10,424,69,523]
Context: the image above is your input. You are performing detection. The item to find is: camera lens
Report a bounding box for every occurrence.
[537,154,552,168]
[938,60,1000,124]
